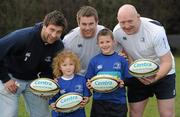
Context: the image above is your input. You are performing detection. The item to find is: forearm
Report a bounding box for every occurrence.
[156,52,172,80]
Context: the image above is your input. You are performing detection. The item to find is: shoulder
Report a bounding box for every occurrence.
[113,24,124,39]
[0,25,36,46]
[63,27,80,42]
[16,23,41,36]
[90,53,101,61]
[141,17,166,39]
[54,39,64,49]
[62,27,82,49]
[97,25,105,31]
[113,24,121,33]
[141,17,162,26]
[13,23,42,41]
[13,27,35,38]
[56,39,64,45]
[114,52,126,60]
[74,74,86,81]
[141,17,164,33]
[113,52,128,64]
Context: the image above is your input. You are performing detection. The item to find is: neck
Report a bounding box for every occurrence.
[102,51,115,55]
[62,74,74,80]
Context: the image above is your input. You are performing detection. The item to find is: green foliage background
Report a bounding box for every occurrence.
[0,0,180,37]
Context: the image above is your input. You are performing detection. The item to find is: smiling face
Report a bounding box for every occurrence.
[41,24,63,44]
[98,35,115,55]
[78,16,98,38]
[60,57,75,78]
[117,4,141,35]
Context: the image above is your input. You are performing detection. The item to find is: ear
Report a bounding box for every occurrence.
[117,16,119,22]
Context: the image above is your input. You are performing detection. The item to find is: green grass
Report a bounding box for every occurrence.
[143,55,180,117]
[19,55,180,117]
[19,96,29,117]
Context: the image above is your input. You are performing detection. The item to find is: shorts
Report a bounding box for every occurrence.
[90,100,127,117]
[127,74,176,103]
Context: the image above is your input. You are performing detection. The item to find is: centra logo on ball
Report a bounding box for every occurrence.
[91,75,119,93]
[30,78,58,91]
[133,62,152,67]
[55,93,83,113]
[29,78,59,97]
[129,59,159,78]
[60,95,80,106]
[34,80,53,86]
[94,79,113,85]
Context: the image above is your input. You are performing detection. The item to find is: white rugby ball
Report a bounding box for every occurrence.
[129,59,159,78]
[30,78,59,97]
[55,93,83,113]
[90,75,119,93]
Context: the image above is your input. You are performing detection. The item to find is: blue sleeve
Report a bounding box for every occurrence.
[121,58,132,80]
[83,78,91,97]
[85,59,96,80]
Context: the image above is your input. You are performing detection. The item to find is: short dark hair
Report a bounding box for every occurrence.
[43,10,67,31]
[76,6,98,24]
[97,28,114,41]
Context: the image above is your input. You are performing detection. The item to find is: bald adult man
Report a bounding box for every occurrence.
[113,4,176,117]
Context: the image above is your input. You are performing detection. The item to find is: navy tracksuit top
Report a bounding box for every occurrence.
[0,23,64,83]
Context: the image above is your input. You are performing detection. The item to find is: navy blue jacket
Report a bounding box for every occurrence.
[0,23,64,83]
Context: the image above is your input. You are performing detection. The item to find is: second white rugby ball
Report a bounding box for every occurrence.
[55,93,83,113]
[129,59,159,78]
[30,78,59,97]
[90,75,119,93]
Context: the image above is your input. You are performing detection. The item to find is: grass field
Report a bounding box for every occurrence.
[18,56,180,117]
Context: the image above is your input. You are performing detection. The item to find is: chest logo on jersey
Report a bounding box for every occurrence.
[113,62,121,70]
[97,65,103,70]
[140,37,145,42]
[44,56,51,62]
[77,44,83,48]
[123,37,127,40]
[75,85,83,93]
[60,89,66,94]
[24,52,31,61]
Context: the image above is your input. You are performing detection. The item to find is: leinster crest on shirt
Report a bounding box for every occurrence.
[113,62,121,70]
